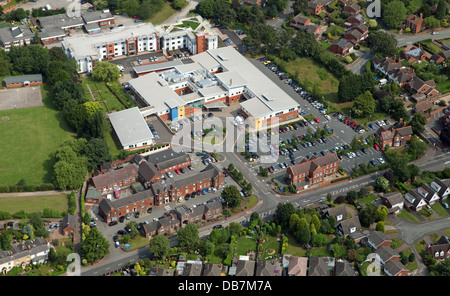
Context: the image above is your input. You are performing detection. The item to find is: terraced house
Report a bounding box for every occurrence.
[0,238,50,275]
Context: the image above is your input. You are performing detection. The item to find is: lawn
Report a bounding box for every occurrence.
[80,78,126,112]
[236,237,257,256]
[277,57,339,102]
[0,193,69,214]
[436,79,450,94]
[0,88,76,186]
[144,1,184,25]
[397,209,421,223]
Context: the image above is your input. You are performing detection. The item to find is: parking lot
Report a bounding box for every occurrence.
[236,57,388,177]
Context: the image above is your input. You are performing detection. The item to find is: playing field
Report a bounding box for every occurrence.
[0,102,76,186]
[0,193,69,214]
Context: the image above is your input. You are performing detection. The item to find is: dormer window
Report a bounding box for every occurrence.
[336,214,343,221]
[350,227,356,233]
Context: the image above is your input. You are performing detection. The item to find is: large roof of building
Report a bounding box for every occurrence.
[0,25,34,44]
[107,107,154,148]
[62,22,157,58]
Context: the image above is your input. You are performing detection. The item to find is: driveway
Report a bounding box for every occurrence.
[345,51,373,74]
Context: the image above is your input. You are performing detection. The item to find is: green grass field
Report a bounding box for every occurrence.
[278,57,339,102]
[0,88,76,186]
[0,193,69,214]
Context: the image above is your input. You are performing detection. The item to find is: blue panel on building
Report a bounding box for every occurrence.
[170,107,178,121]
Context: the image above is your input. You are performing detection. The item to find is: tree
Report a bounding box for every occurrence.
[149,234,170,259]
[407,135,428,160]
[376,206,389,222]
[91,61,121,82]
[409,113,427,134]
[81,227,110,263]
[367,30,398,57]
[424,16,441,28]
[177,224,200,248]
[435,0,447,20]
[82,138,112,171]
[382,1,407,29]
[375,176,390,192]
[352,91,376,118]
[53,139,88,190]
[274,202,296,228]
[221,185,242,208]
[51,79,86,110]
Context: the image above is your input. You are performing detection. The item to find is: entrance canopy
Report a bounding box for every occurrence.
[204,100,227,109]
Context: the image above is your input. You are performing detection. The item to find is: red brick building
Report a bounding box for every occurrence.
[89,164,139,192]
[286,153,340,191]
[374,120,413,149]
[403,14,423,34]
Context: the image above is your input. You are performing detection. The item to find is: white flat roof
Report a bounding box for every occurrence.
[206,47,299,118]
[62,22,157,58]
[108,107,154,147]
[128,72,185,113]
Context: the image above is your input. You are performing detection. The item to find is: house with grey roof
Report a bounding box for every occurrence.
[308,256,333,276]
[405,189,428,211]
[384,259,409,276]
[381,192,404,215]
[286,255,308,276]
[0,237,50,275]
[377,246,401,265]
[367,231,392,251]
[254,259,281,276]
[334,259,357,276]
[336,216,363,240]
[430,178,450,199]
[3,74,43,88]
[323,205,349,223]
[233,258,256,276]
[203,263,227,276]
[0,25,34,50]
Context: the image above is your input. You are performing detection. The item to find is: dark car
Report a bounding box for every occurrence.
[147,207,153,213]
[213,225,223,229]
[109,221,118,227]
[135,212,140,218]
[119,216,125,223]
[117,229,126,235]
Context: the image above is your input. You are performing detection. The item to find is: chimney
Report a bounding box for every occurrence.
[399,118,403,124]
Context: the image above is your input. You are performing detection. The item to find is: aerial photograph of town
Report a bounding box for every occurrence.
[1,0,450,286]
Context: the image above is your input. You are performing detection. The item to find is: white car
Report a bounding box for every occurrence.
[378,157,385,164]
[153,218,159,222]
[167,172,173,178]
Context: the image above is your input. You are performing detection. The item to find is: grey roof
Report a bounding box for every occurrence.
[61,213,76,230]
[384,259,408,276]
[138,160,161,182]
[334,260,356,276]
[337,216,362,237]
[81,10,114,24]
[145,149,191,172]
[254,259,280,276]
[203,263,225,276]
[0,25,34,44]
[108,107,155,148]
[377,246,399,262]
[235,259,256,276]
[0,237,49,266]
[183,262,203,276]
[325,205,348,221]
[4,74,43,84]
[99,189,154,214]
[367,231,392,249]
[308,256,330,276]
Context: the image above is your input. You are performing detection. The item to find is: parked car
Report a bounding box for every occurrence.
[109,221,118,227]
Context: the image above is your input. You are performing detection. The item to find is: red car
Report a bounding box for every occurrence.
[314,118,320,123]
[344,119,351,124]
[114,189,120,199]
[268,166,274,173]
[175,169,181,175]
[350,122,357,128]
[374,144,380,151]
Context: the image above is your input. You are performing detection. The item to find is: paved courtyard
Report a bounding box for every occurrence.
[0,87,43,111]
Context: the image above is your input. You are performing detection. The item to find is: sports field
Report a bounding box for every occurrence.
[0,193,69,214]
[0,99,76,186]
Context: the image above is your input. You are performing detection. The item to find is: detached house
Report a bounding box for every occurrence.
[430,178,450,199]
[416,184,440,205]
[368,231,392,250]
[381,192,405,214]
[403,14,424,34]
[425,235,450,263]
[374,120,413,149]
[404,189,427,211]
[406,76,440,98]
[372,56,402,77]
[384,259,409,276]
[330,39,353,56]
[336,216,363,241]
[431,49,450,64]
[377,246,401,265]
[286,153,339,191]
[323,205,349,223]
[344,3,360,14]
[400,44,430,63]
